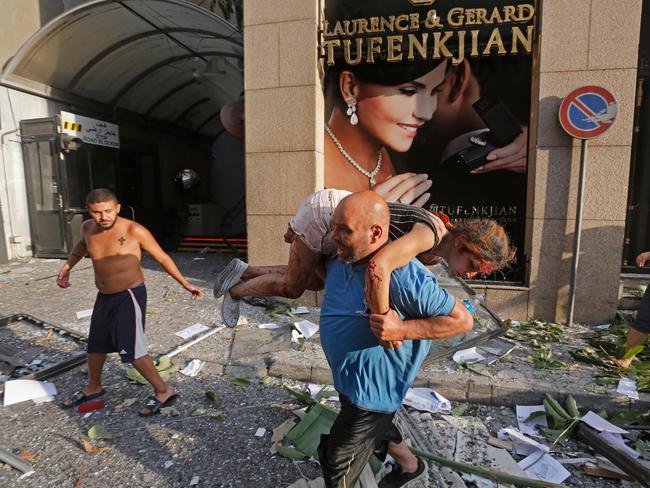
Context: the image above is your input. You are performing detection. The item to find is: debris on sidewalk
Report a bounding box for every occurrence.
[258,322,280,330]
[179,359,206,377]
[402,387,451,414]
[126,355,179,385]
[292,320,319,342]
[291,306,310,315]
[452,347,485,365]
[307,384,338,402]
[77,399,105,413]
[175,323,210,339]
[518,452,571,484]
[617,378,639,400]
[515,405,548,437]
[88,425,112,440]
[3,379,57,406]
[0,448,35,478]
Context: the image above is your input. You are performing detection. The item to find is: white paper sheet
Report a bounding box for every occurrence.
[258,323,280,330]
[516,405,548,437]
[598,431,640,459]
[616,379,639,400]
[291,306,310,315]
[581,411,628,434]
[76,309,93,320]
[452,347,486,365]
[498,427,549,456]
[4,380,57,406]
[293,320,319,339]
[402,388,451,413]
[175,323,210,340]
[179,359,206,377]
[519,452,571,484]
[255,427,266,437]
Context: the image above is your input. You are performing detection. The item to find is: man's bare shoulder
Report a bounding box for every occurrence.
[81,219,98,234]
[125,220,152,240]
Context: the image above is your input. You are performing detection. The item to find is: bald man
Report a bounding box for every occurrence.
[317,191,472,488]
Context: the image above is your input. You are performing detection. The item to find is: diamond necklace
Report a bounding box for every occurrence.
[326,126,382,188]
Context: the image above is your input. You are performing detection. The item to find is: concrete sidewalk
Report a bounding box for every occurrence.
[1,254,648,413]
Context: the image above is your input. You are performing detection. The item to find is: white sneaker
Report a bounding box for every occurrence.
[222,291,241,327]
[213,259,248,299]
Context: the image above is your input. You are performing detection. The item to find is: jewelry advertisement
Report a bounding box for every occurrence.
[321,0,536,282]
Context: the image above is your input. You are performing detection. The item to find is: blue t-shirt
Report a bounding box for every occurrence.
[319,257,456,413]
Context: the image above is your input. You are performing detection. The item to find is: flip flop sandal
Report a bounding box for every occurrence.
[61,389,106,409]
[139,393,179,417]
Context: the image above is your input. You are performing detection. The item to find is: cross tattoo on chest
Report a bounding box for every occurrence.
[118,236,126,246]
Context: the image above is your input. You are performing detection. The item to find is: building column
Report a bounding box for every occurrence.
[527,0,642,322]
[243,0,324,268]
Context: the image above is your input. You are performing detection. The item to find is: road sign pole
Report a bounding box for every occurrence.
[567,138,588,326]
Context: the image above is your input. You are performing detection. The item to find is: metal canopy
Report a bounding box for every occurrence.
[0,0,243,137]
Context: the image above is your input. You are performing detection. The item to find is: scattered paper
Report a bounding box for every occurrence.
[179,359,206,377]
[557,457,596,465]
[258,323,280,330]
[516,405,548,437]
[498,427,549,456]
[291,306,310,315]
[164,461,173,468]
[598,431,640,459]
[452,347,486,365]
[617,379,639,400]
[402,388,451,414]
[293,320,319,340]
[581,411,628,434]
[255,427,266,437]
[190,475,200,486]
[237,316,248,326]
[76,309,93,320]
[4,380,57,406]
[175,323,210,340]
[593,323,611,330]
[83,412,92,419]
[307,384,339,401]
[519,452,571,484]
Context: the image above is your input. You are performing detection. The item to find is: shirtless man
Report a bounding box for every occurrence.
[57,188,203,416]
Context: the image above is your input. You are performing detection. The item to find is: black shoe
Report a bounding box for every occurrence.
[378,458,428,488]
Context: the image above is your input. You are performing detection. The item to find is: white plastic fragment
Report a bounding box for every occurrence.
[179,359,206,377]
[616,379,639,400]
[255,427,266,437]
[175,323,210,339]
[452,347,486,365]
[519,452,571,484]
[258,323,280,330]
[293,320,319,340]
[402,388,451,414]
[290,306,310,315]
[190,475,200,485]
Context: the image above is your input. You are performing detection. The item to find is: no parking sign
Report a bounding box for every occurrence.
[559,85,618,326]
[558,85,618,139]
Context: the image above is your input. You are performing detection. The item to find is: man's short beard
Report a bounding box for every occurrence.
[100,219,117,230]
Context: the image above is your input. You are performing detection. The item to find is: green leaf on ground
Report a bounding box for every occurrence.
[88,425,112,440]
[191,408,208,416]
[452,403,469,417]
[623,345,645,361]
[160,406,180,417]
[275,445,308,460]
[223,375,251,387]
[205,391,221,408]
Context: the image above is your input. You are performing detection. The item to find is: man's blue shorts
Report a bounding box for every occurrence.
[87,284,148,363]
[633,286,650,334]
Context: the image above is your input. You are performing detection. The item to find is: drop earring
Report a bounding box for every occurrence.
[346,99,358,126]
